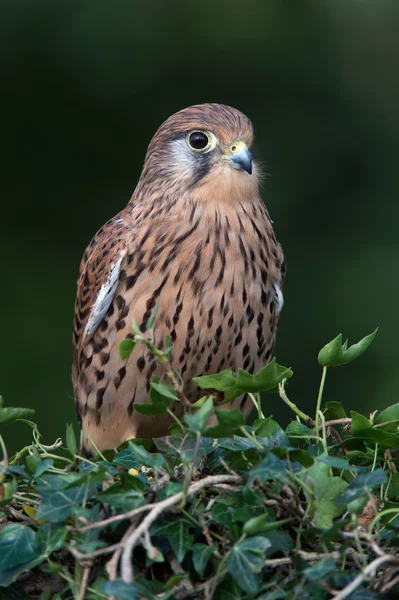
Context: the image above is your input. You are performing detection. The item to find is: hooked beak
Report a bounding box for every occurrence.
[225,141,252,174]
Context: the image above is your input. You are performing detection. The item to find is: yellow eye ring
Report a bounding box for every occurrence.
[187,130,216,153]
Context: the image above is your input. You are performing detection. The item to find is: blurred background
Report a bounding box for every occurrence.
[1,0,399,452]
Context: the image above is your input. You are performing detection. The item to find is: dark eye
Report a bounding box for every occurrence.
[188,131,209,150]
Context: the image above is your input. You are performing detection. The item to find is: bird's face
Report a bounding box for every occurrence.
[139,104,258,201]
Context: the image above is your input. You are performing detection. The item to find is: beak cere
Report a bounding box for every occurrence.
[226,144,252,174]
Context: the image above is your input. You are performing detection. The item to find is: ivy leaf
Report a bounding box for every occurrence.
[36,475,88,523]
[184,397,214,432]
[324,401,347,420]
[227,537,271,594]
[316,455,359,472]
[374,403,399,433]
[336,469,388,505]
[102,580,139,600]
[193,370,238,402]
[249,453,288,484]
[146,298,159,330]
[0,524,39,571]
[236,359,293,394]
[0,397,35,425]
[202,409,244,437]
[304,558,336,581]
[96,475,145,510]
[192,543,217,577]
[113,448,140,470]
[351,411,399,447]
[152,519,194,562]
[243,514,292,536]
[300,462,348,528]
[126,441,165,468]
[65,423,77,457]
[119,338,136,360]
[135,379,177,415]
[32,458,54,480]
[318,329,378,367]
[37,524,67,554]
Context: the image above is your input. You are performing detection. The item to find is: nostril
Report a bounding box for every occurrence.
[231,145,237,152]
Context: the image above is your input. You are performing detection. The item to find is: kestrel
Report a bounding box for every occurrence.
[73,104,285,454]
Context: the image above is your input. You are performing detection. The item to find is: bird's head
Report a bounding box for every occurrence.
[138,104,259,202]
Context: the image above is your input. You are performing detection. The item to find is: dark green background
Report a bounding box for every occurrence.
[2,0,398,451]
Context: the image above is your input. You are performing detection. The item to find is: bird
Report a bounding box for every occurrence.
[72,103,285,455]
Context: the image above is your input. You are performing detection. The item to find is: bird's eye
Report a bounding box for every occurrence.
[188,131,209,151]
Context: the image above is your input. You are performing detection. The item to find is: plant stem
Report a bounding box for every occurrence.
[248,393,265,420]
[166,408,185,433]
[278,381,311,422]
[315,367,327,437]
[13,494,41,505]
[240,426,264,450]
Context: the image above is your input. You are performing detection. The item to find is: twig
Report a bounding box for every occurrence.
[68,503,154,533]
[265,557,292,567]
[67,542,122,560]
[332,554,399,600]
[78,564,91,600]
[120,474,243,583]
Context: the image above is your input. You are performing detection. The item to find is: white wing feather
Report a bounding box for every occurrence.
[84,252,125,339]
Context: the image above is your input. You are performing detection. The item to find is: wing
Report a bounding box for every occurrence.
[72,215,127,375]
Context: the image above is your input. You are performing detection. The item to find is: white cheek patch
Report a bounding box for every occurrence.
[84,252,126,340]
[169,139,196,179]
[273,281,284,313]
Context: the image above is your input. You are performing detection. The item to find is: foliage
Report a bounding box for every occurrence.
[1,327,399,599]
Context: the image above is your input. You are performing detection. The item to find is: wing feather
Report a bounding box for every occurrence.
[73,215,127,374]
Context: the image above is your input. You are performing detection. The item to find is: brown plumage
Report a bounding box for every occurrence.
[73,103,285,454]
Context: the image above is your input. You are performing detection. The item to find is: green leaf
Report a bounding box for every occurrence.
[300,462,348,528]
[192,543,216,577]
[351,411,399,447]
[113,448,140,470]
[0,406,35,425]
[249,452,287,484]
[202,408,244,437]
[236,359,293,394]
[324,401,347,420]
[184,397,214,432]
[316,455,359,471]
[227,537,271,594]
[102,580,139,600]
[317,328,378,367]
[152,519,194,562]
[135,379,177,415]
[304,558,336,581]
[36,474,88,523]
[32,458,54,479]
[97,475,145,510]
[126,441,165,468]
[119,338,136,360]
[154,436,214,462]
[193,370,238,402]
[243,514,292,535]
[146,298,159,330]
[336,469,388,505]
[0,524,39,571]
[194,361,293,404]
[65,423,77,457]
[285,421,313,437]
[254,418,280,438]
[26,454,41,474]
[374,403,399,433]
[37,524,67,554]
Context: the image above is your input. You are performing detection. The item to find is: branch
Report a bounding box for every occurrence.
[332,554,399,600]
[120,474,243,582]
